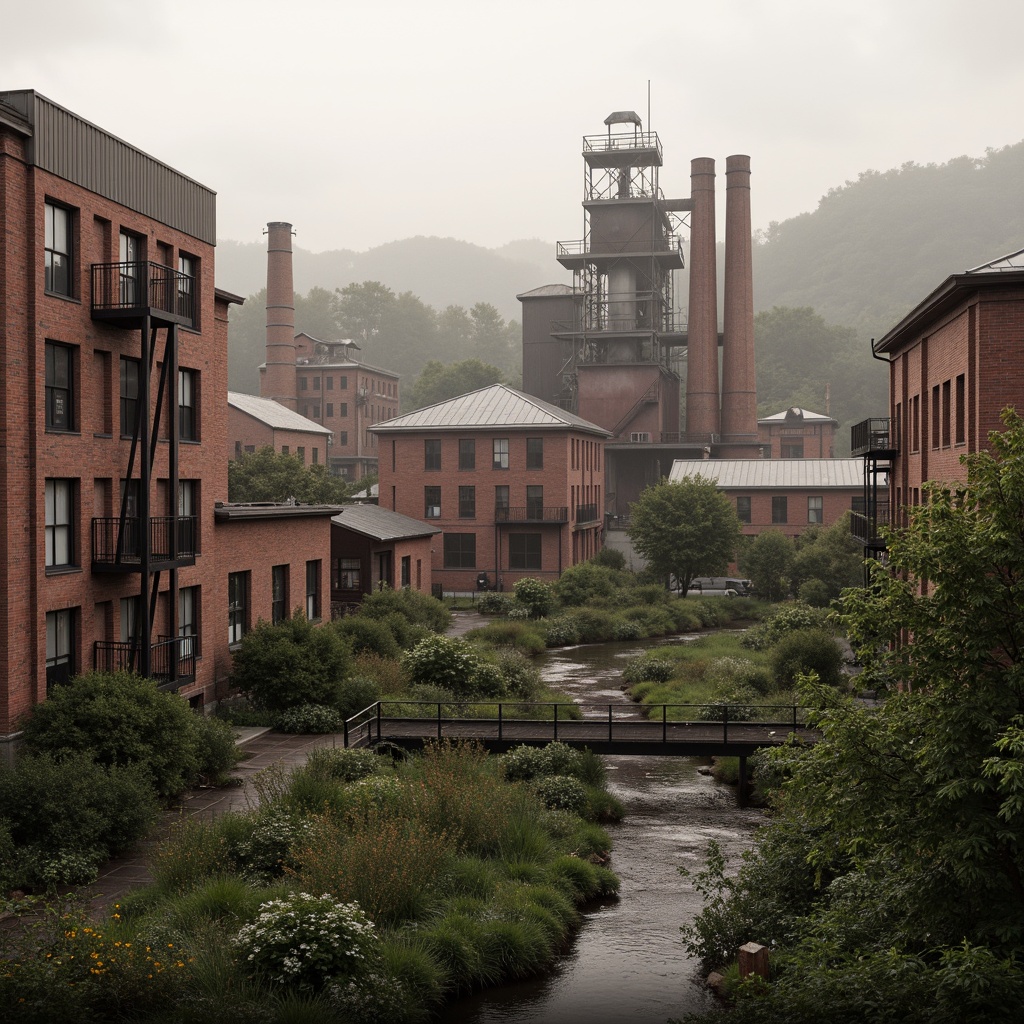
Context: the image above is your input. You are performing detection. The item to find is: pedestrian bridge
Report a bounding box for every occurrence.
[342,700,819,759]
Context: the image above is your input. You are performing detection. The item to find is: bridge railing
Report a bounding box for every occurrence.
[342,700,811,749]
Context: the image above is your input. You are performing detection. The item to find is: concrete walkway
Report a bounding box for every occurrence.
[78,727,348,917]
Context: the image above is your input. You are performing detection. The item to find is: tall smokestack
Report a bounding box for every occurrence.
[685,158,719,439]
[721,155,758,443]
[263,221,298,410]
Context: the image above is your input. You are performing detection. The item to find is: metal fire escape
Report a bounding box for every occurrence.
[89,260,198,688]
[850,417,898,574]
[552,111,690,413]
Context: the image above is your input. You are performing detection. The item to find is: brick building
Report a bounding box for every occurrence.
[669,459,869,540]
[371,384,609,592]
[330,504,439,612]
[227,391,331,466]
[0,91,335,740]
[852,248,1024,555]
[758,407,838,460]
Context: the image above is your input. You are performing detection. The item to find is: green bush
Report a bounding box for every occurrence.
[274,703,342,733]
[404,635,481,698]
[467,620,547,656]
[544,616,581,647]
[357,587,451,633]
[332,615,402,659]
[20,670,231,798]
[337,675,381,719]
[622,653,675,684]
[532,775,588,814]
[501,742,584,782]
[0,751,158,889]
[554,562,624,607]
[231,613,352,713]
[591,547,626,569]
[613,620,643,640]
[742,601,828,651]
[798,578,833,608]
[769,627,845,688]
[698,684,761,722]
[567,607,618,643]
[512,578,554,618]
[304,746,384,783]
[476,592,514,615]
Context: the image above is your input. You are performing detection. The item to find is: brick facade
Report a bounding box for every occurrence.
[227,405,330,467]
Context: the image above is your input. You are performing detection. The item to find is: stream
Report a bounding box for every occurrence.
[443,621,765,1023]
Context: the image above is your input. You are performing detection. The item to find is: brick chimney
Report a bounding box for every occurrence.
[685,157,720,439]
[721,155,758,445]
[262,221,298,410]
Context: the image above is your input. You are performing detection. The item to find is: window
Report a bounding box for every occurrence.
[425,439,441,471]
[300,377,308,391]
[271,565,288,625]
[955,374,966,444]
[312,447,319,465]
[942,379,951,447]
[177,254,195,320]
[334,558,361,590]
[179,368,197,440]
[808,496,823,525]
[120,596,141,644]
[771,496,788,524]
[327,377,334,391]
[444,533,476,568]
[228,571,250,645]
[178,586,199,657]
[401,555,411,588]
[459,485,476,519]
[509,533,542,570]
[526,485,544,519]
[119,231,142,305]
[326,403,333,418]
[45,202,74,295]
[339,431,348,445]
[459,439,476,471]
[120,357,140,436]
[424,486,441,518]
[526,437,544,469]
[781,441,804,459]
[306,560,321,619]
[911,395,920,452]
[297,447,305,464]
[340,376,348,389]
[178,479,198,553]
[493,438,509,470]
[931,385,941,449]
[736,496,751,524]
[495,485,509,512]
[45,342,75,430]
[313,377,321,391]
[340,402,348,417]
[45,479,74,568]
[45,608,75,690]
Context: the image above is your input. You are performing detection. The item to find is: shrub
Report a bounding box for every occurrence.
[613,619,643,641]
[274,703,342,734]
[20,670,225,799]
[591,547,626,570]
[798,578,833,608]
[554,562,623,607]
[231,614,351,713]
[332,616,401,659]
[404,635,481,698]
[337,675,381,720]
[353,651,409,694]
[622,653,675,684]
[568,607,618,643]
[532,775,588,814]
[501,742,583,782]
[233,892,379,991]
[489,649,543,699]
[232,807,312,880]
[741,601,828,650]
[305,746,384,783]
[544,616,580,647]
[476,592,514,615]
[769,627,845,688]
[357,587,451,634]
[697,684,762,722]
[512,577,554,618]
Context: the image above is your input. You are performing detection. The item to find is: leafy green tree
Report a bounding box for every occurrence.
[628,478,742,596]
[739,529,795,601]
[231,614,352,713]
[228,446,350,503]
[470,302,518,374]
[403,358,506,411]
[294,285,342,340]
[790,515,865,604]
[333,280,395,345]
[681,409,1024,1022]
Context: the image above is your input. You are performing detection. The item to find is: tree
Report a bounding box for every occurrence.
[228,446,350,504]
[790,515,865,605]
[627,478,741,596]
[403,358,506,411]
[738,529,795,601]
[680,409,1024,1022]
[333,281,395,345]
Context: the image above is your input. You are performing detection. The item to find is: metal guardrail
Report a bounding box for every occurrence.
[94,635,195,682]
[851,417,898,456]
[91,261,195,326]
[494,506,569,524]
[583,130,663,159]
[92,516,196,564]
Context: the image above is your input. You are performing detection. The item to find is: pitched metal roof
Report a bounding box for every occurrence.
[669,459,866,489]
[758,407,837,425]
[966,247,1024,273]
[228,392,332,435]
[517,284,576,299]
[332,504,441,542]
[370,384,611,437]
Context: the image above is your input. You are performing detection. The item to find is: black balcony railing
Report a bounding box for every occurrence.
[851,417,898,457]
[94,635,195,684]
[575,503,599,523]
[92,516,196,566]
[495,506,569,524]
[850,507,891,545]
[91,261,195,327]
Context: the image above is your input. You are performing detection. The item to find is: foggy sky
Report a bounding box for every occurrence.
[6,0,1024,259]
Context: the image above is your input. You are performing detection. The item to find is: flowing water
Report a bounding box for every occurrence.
[443,623,764,1023]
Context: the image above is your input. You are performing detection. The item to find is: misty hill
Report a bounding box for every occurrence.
[752,140,1024,339]
[216,235,561,323]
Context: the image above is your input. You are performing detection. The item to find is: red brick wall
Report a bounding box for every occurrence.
[758,421,837,459]
[377,427,605,592]
[227,407,329,467]
[723,487,864,541]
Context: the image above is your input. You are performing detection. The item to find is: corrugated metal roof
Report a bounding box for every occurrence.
[332,504,441,543]
[228,392,332,435]
[370,384,611,436]
[669,459,866,489]
[966,247,1024,273]
[517,284,576,299]
[758,407,837,424]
